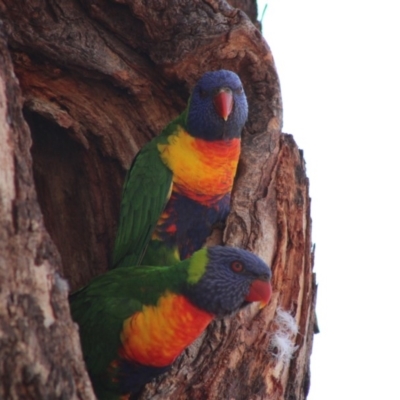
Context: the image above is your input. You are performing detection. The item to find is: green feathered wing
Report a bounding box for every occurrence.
[112,113,187,269]
[69,263,188,399]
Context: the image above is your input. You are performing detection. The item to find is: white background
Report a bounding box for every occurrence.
[257,1,400,398]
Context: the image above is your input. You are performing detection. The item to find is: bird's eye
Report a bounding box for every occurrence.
[230,261,244,273]
[199,88,207,98]
[235,86,244,94]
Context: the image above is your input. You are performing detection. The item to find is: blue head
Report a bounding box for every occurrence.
[184,246,272,317]
[186,70,248,141]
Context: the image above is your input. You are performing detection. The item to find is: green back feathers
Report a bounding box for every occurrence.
[111,112,190,269]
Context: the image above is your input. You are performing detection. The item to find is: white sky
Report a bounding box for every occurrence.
[257,1,400,399]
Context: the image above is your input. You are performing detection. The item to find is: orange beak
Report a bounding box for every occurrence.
[245,280,272,309]
[213,88,233,121]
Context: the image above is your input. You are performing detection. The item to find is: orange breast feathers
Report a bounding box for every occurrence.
[119,293,214,368]
[158,128,240,203]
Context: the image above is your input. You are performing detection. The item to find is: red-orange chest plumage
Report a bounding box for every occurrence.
[119,293,214,368]
[158,128,241,204]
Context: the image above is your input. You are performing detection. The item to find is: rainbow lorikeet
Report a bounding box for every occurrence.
[70,246,272,399]
[112,70,248,268]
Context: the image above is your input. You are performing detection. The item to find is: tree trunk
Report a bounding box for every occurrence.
[0,1,317,399]
[0,27,94,400]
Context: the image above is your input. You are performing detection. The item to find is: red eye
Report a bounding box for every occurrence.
[231,261,244,273]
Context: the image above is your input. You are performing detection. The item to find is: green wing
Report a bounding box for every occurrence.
[69,270,143,379]
[70,288,140,398]
[69,264,189,397]
[111,137,173,269]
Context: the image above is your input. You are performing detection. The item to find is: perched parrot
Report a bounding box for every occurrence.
[70,246,272,400]
[112,70,248,268]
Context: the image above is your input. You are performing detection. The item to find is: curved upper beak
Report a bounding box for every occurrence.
[245,279,272,309]
[213,88,233,121]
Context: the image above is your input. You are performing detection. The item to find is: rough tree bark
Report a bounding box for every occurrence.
[0,27,94,400]
[0,1,317,399]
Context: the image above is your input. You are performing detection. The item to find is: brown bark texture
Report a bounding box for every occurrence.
[0,0,317,399]
[0,26,95,400]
